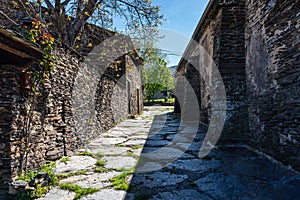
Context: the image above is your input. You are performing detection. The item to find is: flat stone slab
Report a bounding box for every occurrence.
[85,146,130,155]
[55,156,97,174]
[90,137,128,146]
[150,189,212,200]
[37,188,75,200]
[81,189,126,200]
[39,106,300,200]
[59,172,121,189]
[123,139,146,146]
[145,140,170,147]
[104,156,137,169]
[194,172,247,199]
[166,159,221,172]
[130,172,188,189]
[140,147,184,161]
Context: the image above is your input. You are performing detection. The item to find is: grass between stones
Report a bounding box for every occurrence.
[59,183,99,200]
[57,170,88,180]
[94,159,108,173]
[126,152,138,158]
[132,145,143,150]
[94,166,110,173]
[109,168,135,191]
[95,159,107,167]
[115,144,144,150]
[59,156,71,164]
[77,151,96,158]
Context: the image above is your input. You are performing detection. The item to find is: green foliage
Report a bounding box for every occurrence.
[16,162,57,199]
[94,167,109,173]
[60,156,71,164]
[109,168,135,191]
[94,152,105,158]
[77,151,95,158]
[57,170,87,180]
[144,98,175,103]
[132,145,143,150]
[95,159,106,167]
[142,51,174,101]
[30,184,49,198]
[59,183,100,200]
[126,152,138,158]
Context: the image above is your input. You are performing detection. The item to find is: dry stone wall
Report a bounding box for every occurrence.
[175,0,300,170]
[245,0,300,169]
[0,44,142,193]
[0,64,24,191]
[175,0,249,142]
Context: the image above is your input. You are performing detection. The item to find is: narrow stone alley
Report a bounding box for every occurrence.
[39,106,300,200]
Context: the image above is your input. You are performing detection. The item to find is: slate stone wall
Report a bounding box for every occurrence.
[217,0,249,142]
[176,0,248,141]
[0,64,24,191]
[245,0,300,169]
[176,0,299,170]
[0,46,142,192]
[126,55,143,116]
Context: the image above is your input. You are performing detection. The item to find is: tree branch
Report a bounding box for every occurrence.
[0,10,19,26]
[44,0,55,11]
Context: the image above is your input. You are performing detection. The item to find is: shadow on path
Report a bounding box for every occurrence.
[125,112,300,200]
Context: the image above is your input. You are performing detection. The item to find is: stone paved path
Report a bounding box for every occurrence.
[39,106,300,200]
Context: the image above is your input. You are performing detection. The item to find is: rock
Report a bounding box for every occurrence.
[37,188,76,200]
[150,189,211,200]
[9,180,28,194]
[104,156,136,169]
[81,189,126,200]
[55,156,97,174]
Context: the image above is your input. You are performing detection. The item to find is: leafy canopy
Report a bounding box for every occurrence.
[142,49,174,101]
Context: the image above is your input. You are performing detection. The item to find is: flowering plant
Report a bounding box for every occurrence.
[24,18,55,89]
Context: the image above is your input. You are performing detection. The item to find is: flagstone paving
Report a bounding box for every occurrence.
[38,106,300,200]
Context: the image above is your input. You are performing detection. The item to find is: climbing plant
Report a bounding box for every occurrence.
[23,18,55,91]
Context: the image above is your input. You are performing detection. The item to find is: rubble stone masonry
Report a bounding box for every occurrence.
[175,0,300,170]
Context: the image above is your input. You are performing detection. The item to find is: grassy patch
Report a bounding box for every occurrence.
[94,166,110,173]
[132,145,143,150]
[109,168,134,191]
[115,144,126,147]
[126,152,138,158]
[95,159,107,167]
[16,162,57,199]
[57,170,87,180]
[77,151,95,158]
[94,152,104,158]
[59,183,99,200]
[60,156,71,164]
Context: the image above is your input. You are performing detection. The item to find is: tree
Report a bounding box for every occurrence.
[143,50,174,101]
[0,0,163,48]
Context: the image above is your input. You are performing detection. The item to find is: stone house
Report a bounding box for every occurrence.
[0,26,143,194]
[175,0,300,170]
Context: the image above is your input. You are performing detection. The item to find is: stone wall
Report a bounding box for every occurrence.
[175,0,300,170]
[175,0,249,141]
[0,42,142,193]
[126,54,143,116]
[245,0,300,169]
[0,64,24,191]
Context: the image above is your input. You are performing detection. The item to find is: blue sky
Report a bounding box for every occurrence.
[152,0,210,66]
